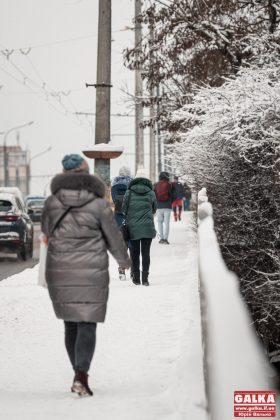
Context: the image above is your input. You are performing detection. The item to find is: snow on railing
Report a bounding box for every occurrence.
[197,188,273,420]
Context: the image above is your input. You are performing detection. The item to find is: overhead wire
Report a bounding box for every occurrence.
[7,34,97,52]
[3,28,133,54]
[0,62,89,127]
[0,25,139,133]
[24,53,88,128]
[0,63,92,133]
[0,43,92,133]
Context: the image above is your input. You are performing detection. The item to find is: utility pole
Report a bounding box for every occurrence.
[94,0,111,185]
[135,0,144,172]
[157,84,162,175]
[149,99,156,182]
[149,24,156,183]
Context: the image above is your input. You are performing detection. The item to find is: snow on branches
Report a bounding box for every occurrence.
[170,64,280,349]
[124,0,280,132]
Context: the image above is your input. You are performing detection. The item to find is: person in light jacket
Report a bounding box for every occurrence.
[41,154,130,397]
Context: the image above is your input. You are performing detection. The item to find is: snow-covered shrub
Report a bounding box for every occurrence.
[171,65,280,349]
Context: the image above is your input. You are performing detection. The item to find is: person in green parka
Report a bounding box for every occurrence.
[122,167,157,286]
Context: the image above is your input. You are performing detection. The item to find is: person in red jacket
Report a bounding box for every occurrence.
[172,176,185,221]
[154,172,174,244]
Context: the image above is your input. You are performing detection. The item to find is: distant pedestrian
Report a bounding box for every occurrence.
[111,166,133,280]
[171,176,185,221]
[154,171,174,244]
[41,154,130,397]
[122,167,157,286]
[111,166,133,226]
[183,182,192,211]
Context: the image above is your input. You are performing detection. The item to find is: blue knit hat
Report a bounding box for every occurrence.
[62,154,84,171]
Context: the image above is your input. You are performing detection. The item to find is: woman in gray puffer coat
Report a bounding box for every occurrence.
[41,154,130,397]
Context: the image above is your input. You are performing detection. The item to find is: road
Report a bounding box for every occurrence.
[0,224,41,281]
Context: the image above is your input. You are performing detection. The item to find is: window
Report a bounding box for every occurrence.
[0,200,12,212]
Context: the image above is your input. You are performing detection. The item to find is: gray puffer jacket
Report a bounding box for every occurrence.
[41,172,130,323]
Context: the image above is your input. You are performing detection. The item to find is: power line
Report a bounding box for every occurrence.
[2,27,133,53]
[0,87,87,95]
[111,133,149,136]
[0,46,92,133]
[74,112,135,117]
[7,34,97,52]
[0,62,91,132]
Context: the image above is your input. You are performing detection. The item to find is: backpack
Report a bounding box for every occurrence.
[113,184,127,213]
[154,181,171,202]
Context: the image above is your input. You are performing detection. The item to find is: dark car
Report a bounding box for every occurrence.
[0,193,34,260]
[26,196,46,222]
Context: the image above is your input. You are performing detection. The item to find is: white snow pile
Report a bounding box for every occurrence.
[0,213,207,420]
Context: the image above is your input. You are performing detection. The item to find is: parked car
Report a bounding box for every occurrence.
[0,193,34,260]
[0,187,26,211]
[26,195,46,222]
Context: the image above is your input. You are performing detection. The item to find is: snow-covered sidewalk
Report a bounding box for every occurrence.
[0,212,207,420]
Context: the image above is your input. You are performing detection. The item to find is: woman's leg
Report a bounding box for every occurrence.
[163,209,172,241]
[141,238,152,285]
[130,239,141,284]
[178,200,183,220]
[172,201,178,221]
[64,321,78,370]
[75,322,97,373]
[115,213,126,278]
[156,209,164,241]
[71,322,97,396]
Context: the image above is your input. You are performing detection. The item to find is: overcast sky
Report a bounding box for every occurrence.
[0,0,144,194]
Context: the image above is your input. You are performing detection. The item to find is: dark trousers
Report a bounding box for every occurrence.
[130,238,152,274]
[64,321,97,373]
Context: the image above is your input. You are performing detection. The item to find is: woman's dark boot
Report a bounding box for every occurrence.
[132,270,141,285]
[71,370,93,397]
[142,271,150,286]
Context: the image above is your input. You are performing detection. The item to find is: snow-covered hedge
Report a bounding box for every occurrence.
[198,192,272,420]
[171,65,280,351]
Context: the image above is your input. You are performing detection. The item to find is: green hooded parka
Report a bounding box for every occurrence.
[122,177,157,240]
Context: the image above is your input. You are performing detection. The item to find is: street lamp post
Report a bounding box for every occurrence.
[2,121,34,187]
[28,146,52,195]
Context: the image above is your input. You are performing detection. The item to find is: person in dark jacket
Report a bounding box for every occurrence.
[122,168,157,286]
[183,182,192,211]
[154,171,174,244]
[171,176,185,221]
[111,166,133,226]
[111,166,133,280]
[41,154,130,397]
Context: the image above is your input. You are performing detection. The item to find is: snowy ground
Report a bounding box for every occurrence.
[0,212,207,420]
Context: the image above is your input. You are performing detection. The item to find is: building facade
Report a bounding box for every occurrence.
[0,146,30,196]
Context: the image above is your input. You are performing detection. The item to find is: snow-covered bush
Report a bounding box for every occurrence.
[171,65,280,349]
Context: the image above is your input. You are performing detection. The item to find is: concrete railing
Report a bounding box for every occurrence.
[197,188,273,420]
